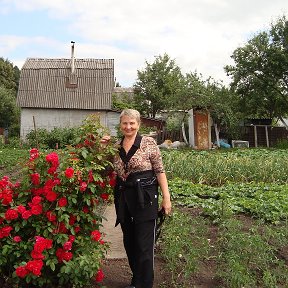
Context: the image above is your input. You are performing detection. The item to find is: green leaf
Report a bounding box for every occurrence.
[49,262,55,271]
[81,150,87,159]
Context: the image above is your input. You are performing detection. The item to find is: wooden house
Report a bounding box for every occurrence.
[16,44,120,139]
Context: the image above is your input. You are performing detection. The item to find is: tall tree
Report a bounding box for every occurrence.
[0,57,20,92]
[225,15,288,121]
[0,86,20,129]
[182,72,242,138]
[134,54,185,117]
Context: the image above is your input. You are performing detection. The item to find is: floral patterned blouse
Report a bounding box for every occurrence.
[113,134,165,181]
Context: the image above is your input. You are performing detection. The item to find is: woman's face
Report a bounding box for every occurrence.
[120,115,140,138]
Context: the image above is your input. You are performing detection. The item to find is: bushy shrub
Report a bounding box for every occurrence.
[274,138,288,149]
[0,115,117,287]
[25,127,82,149]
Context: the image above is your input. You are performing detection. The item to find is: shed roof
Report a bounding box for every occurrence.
[17,58,114,110]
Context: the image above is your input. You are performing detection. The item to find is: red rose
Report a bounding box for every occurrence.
[15,266,29,278]
[82,206,89,213]
[31,250,45,260]
[108,171,117,187]
[69,214,77,225]
[34,239,46,253]
[80,181,87,192]
[45,190,58,202]
[14,181,20,188]
[88,170,94,183]
[26,259,43,276]
[34,237,53,250]
[30,173,40,185]
[91,230,101,242]
[95,269,104,282]
[63,241,72,251]
[1,192,13,205]
[32,196,42,204]
[29,148,39,161]
[100,193,109,201]
[68,235,76,242]
[62,251,73,261]
[31,203,43,215]
[97,181,106,188]
[31,187,45,196]
[65,167,74,178]
[45,152,59,166]
[47,166,57,175]
[109,177,116,187]
[56,248,73,262]
[5,208,18,220]
[0,226,13,238]
[44,238,53,249]
[17,205,26,214]
[53,178,61,185]
[58,197,68,207]
[13,236,22,242]
[22,210,32,220]
[74,226,81,233]
[46,211,57,222]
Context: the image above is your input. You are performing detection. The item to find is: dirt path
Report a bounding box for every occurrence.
[101,205,126,259]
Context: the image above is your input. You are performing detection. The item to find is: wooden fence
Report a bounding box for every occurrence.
[241,126,288,147]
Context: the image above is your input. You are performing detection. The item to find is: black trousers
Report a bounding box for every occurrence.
[120,207,156,288]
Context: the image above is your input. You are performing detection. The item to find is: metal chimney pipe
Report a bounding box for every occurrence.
[71,41,75,74]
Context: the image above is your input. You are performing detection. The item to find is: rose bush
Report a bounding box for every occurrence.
[0,115,117,287]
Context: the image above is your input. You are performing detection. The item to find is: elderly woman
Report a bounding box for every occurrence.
[111,108,172,288]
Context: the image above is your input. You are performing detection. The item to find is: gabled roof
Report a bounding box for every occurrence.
[17,58,114,110]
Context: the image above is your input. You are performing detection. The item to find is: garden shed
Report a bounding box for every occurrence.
[16,44,117,139]
[188,108,212,149]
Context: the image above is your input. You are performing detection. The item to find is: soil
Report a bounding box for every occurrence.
[92,206,223,288]
[92,207,288,288]
[93,255,222,288]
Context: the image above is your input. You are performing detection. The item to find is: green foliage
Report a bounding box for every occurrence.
[162,148,288,185]
[169,180,288,223]
[0,148,28,181]
[0,115,117,287]
[225,15,288,120]
[26,126,82,149]
[217,219,288,287]
[134,53,185,117]
[160,209,210,287]
[274,138,288,149]
[0,86,20,128]
[112,92,137,110]
[165,112,184,132]
[0,57,20,92]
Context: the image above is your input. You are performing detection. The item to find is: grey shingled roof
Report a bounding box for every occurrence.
[17,58,114,110]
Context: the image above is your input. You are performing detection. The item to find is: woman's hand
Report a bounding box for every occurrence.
[161,197,172,215]
[157,172,172,215]
[100,135,111,144]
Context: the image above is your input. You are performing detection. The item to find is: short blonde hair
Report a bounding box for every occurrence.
[120,109,141,124]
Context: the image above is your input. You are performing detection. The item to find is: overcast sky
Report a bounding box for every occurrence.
[0,0,287,87]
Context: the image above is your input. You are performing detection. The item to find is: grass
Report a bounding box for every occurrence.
[0,148,28,181]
